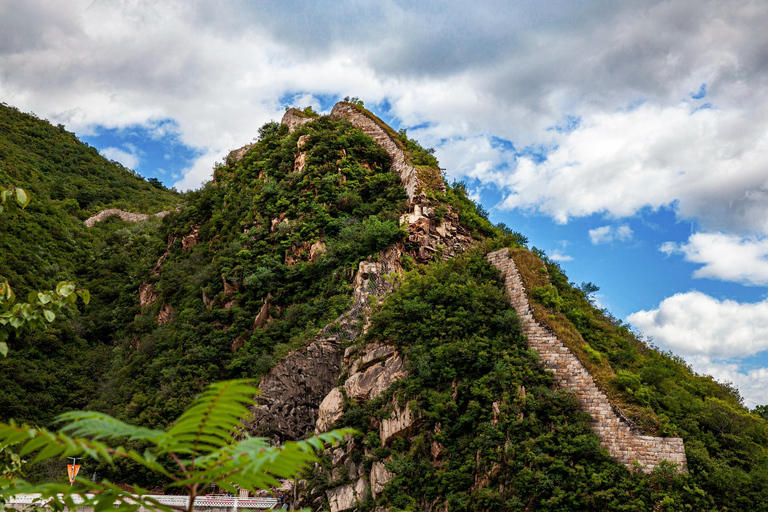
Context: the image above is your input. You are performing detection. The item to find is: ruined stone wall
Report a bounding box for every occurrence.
[486,248,687,471]
[281,108,315,133]
[84,209,169,227]
[329,102,443,203]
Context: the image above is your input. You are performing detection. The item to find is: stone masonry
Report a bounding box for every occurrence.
[84,208,170,227]
[486,248,687,471]
[330,102,443,203]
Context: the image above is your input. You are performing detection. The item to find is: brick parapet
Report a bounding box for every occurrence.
[486,248,687,471]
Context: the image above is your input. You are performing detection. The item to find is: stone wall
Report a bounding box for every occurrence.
[486,248,687,471]
[281,108,315,132]
[84,209,169,227]
[329,102,442,203]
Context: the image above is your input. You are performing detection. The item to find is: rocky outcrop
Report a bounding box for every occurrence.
[370,461,395,498]
[486,248,687,472]
[226,142,254,165]
[157,302,174,325]
[84,208,170,227]
[282,108,315,132]
[344,351,405,401]
[138,283,158,307]
[316,387,345,433]
[246,338,343,441]
[380,401,417,446]
[326,477,368,512]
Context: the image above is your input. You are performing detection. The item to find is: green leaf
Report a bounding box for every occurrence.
[56,282,76,297]
[39,292,51,305]
[0,341,7,357]
[77,289,90,305]
[15,188,29,208]
[43,309,55,323]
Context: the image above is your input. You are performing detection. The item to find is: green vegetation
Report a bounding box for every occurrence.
[305,250,767,511]
[1,102,766,510]
[1,379,350,512]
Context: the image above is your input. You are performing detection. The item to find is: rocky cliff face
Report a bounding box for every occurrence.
[243,103,477,445]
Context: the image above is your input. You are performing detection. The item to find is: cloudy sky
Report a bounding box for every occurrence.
[2,0,767,405]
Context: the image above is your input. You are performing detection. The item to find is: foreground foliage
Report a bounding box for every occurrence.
[1,380,350,512]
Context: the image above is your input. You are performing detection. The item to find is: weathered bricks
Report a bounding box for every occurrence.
[487,248,687,472]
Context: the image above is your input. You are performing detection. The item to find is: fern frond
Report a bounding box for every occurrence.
[0,422,116,464]
[159,379,258,455]
[56,411,165,443]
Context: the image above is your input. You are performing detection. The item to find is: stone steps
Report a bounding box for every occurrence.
[486,249,687,471]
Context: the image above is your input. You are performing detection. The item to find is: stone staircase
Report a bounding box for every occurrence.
[487,248,686,471]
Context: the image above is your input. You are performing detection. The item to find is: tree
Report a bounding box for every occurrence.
[0,187,89,357]
[0,380,351,512]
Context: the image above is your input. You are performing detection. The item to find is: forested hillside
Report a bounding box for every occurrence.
[0,102,179,426]
[1,103,767,510]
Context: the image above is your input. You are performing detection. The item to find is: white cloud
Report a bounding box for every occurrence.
[0,0,766,196]
[661,232,768,286]
[101,146,139,170]
[628,291,768,405]
[588,224,633,244]
[549,250,574,262]
[628,291,768,360]
[499,102,768,233]
[687,357,768,407]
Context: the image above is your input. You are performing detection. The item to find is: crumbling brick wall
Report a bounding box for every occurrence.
[487,248,687,471]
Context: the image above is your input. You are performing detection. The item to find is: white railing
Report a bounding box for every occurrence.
[5,494,282,510]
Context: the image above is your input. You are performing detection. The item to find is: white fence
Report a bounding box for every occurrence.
[5,494,282,510]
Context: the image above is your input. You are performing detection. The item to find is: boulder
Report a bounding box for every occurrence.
[316,387,344,433]
[326,478,368,512]
[370,461,395,498]
[344,354,406,401]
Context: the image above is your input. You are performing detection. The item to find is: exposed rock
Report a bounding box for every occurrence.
[222,275,238,298]
[361,344,396,366]
[297,134,311,149]
[326,478,368,512]
[344,353,406,401]
[182,225,199,251]
[316,387,344,433]
[231,334,246,352]
[253,294,271,329]
[344,458,359,480]
[223,299,237,310]
[270,213,287,233]
[309,240,326,261]
[84,208,169,227]
[157,303,174,325]
[226,142,255,164]
[381,402,416,446]
[281,108,315,132]
[370,461,395,498]
[246,338,343,441]
[294,151,307,173]
[138,283,158,307]
[285,241,311,266]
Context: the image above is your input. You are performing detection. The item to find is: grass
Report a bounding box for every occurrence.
[508,247,664,434]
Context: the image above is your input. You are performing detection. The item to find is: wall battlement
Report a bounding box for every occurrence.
[487,248,687,471]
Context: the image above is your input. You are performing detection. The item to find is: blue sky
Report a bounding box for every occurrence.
[2,0,767,406]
